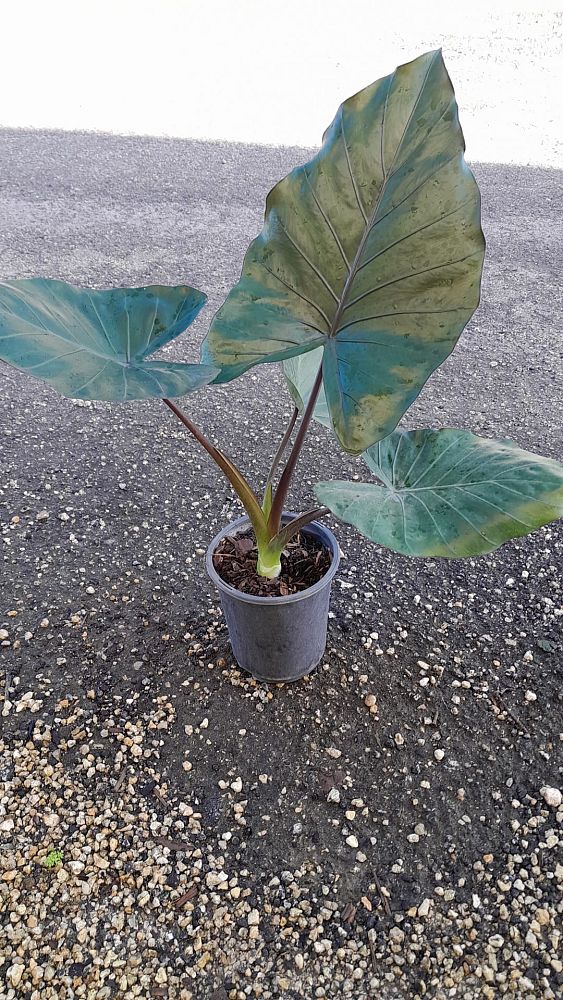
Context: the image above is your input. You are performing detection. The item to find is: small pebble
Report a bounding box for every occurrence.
[540,785,562,808]
[8,964,24,988]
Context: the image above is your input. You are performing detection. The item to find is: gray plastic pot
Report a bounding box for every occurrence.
[206,513,340,683]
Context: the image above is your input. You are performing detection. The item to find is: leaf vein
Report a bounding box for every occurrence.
[262,262,331,330]
[276,219,340,304]
[340,109,368,223]
[303,169,351,269]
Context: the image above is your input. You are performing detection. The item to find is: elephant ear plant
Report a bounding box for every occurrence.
[2,51,563,679]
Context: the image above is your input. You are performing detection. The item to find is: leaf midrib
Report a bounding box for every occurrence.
[327,51,440,341]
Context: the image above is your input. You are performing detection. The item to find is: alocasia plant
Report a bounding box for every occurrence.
[1,51,563,581]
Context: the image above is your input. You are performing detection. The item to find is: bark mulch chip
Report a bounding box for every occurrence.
[212,528,332,597]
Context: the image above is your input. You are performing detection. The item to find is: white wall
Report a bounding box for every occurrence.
[2,1,561,166]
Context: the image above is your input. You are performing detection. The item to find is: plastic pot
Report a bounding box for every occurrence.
[205,513,340,683]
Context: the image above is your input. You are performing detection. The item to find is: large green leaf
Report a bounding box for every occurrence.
[315,429,563,557]
[202,50,485,454]
[0,278,218,400]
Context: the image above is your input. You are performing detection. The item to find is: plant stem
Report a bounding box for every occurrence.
[265,406,299,488]
[269,506,330,550]
[267,365,323,533]
[162,398,268,543]
[163,397,223,462]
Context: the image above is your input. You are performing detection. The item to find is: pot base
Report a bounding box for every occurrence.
[234,657,321,685]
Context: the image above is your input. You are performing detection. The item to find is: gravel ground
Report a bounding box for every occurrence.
[1,131,562,998]
[1,711,562,999]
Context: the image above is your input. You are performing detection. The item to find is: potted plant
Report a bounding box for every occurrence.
[1,51,563,683]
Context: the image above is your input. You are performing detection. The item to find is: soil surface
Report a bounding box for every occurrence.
[213,529,331,597]
[0,131,562,999]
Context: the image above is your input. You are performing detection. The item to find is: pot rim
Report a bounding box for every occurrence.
[205,512,340,606]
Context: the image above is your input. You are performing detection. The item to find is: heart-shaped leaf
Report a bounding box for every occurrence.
[315,429,563,557]
[0,278,217,400]
[203,50,485,453]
